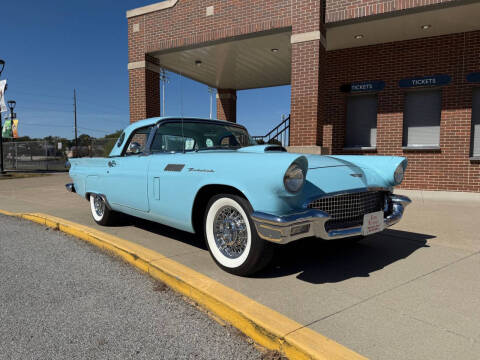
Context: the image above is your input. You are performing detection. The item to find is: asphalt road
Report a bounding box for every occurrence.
[0,214,264,360]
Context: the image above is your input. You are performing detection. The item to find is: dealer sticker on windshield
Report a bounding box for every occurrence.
[362,211,385,236]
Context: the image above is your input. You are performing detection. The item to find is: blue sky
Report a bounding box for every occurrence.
[2,0,290,139]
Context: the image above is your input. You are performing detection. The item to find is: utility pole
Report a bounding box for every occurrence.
[208,86,215,119]
[0,59,6,175]
[73,89,78,157]
[159,68,169,116]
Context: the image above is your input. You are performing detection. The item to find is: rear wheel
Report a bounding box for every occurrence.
[204,194,273,276]
[89,194,117,226]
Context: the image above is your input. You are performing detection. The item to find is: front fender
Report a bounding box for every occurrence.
[190,155,308,214]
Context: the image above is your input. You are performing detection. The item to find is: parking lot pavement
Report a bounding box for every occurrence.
[0,214,262,360]
[1,173,480,359]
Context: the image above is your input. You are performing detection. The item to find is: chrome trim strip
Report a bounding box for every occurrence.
[252,194,411,244]
[252,209,329,226]
[328,226,362,238]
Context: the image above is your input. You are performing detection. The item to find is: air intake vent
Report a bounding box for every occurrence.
[264,146,286,152]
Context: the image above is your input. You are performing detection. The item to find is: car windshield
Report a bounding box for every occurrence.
[150,121,256,153]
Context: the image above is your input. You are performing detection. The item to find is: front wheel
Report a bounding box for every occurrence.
[204,194,273,276]
[89,194,117,226]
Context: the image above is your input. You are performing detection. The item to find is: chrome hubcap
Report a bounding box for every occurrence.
[93,195,105,218]
[213,206,248,259]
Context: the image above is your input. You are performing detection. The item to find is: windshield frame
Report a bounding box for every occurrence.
[147,118,256,154]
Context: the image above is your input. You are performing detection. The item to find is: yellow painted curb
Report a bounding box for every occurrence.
[0,209,367,360]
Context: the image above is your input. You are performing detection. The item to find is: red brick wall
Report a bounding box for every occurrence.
[325,31,480,192]
[325,0,461,23]
[126,0,479,191]
[290,41,326,146]
[129,57,160,122]
[128,0,292,62]
[216,89,237,122]
[290,0,325,146]
[128,0,292,124]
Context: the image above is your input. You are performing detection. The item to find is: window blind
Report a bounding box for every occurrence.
[472,88,480,157]
[345,95,378,148]
[403,90,441,147]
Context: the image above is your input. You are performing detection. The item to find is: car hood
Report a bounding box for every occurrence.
[303,155,351,169]
[238,147,356,169]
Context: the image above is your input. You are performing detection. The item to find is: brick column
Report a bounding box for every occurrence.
[216,89,237,123]
[128,58,160,123]
[289,0,327,154]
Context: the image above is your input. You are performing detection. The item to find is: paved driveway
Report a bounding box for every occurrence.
[0,214,260,360]
[1,173,479,359]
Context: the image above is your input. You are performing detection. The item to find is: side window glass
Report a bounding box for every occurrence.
[124,126,152,156]
[151,124,196,152]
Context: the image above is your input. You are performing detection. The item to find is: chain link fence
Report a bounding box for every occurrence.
[2,138,116,171]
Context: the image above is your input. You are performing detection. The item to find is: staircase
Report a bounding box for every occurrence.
[252,115,290,147]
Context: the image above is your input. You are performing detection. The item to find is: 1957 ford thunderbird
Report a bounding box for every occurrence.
[67,117,411,276]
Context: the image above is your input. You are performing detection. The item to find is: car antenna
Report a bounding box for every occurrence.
[180,70,185,154]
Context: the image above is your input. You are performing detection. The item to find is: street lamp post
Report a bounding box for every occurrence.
[8,100,16,149]
[0,59,6,175]
[7,100,16,121]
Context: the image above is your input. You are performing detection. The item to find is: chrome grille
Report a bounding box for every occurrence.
[308,191,385,231]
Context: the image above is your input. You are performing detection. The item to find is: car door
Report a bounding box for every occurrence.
[104,125,153,212]
[146,122,197,230]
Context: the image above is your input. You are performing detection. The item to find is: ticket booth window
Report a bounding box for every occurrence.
[472,88,480,157]
[345,94,377,148]
[403,89,441,147]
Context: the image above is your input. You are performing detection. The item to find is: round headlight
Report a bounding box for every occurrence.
[394,164,404,185]
[284,163,305,193]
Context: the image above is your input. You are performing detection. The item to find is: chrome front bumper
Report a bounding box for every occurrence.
[251,194,411,244]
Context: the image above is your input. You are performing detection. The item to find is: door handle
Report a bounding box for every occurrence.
[108,160,117,168]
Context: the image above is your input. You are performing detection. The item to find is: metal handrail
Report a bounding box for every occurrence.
[252,115,290,147]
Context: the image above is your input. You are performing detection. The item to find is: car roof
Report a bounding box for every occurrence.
[124,117,246,134]
[109,117,248,157]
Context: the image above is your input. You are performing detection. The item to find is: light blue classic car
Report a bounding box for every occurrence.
[67,117,411,275]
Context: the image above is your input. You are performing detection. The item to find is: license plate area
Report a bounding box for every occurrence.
[362,211,385,236]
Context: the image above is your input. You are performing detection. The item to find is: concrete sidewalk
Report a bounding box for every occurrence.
[1,174,479,359]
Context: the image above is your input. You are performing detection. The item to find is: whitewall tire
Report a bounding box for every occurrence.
[204,194,273,276]
[89,194,117,226]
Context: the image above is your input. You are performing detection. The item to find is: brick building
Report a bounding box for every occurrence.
[127,0,480,192]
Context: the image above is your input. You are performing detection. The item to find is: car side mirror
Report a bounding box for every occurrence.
[128,142,142,154]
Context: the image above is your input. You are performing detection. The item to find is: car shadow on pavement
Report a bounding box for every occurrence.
[257,229,434,284]
[115,215,433,284]
[119,214,207,250]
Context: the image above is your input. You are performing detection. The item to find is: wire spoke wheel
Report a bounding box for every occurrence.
[213,205,248,259]
[93,195,105,218]
[205,194,273,276]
